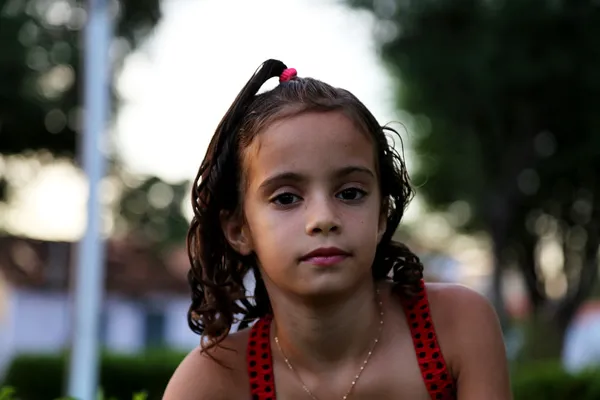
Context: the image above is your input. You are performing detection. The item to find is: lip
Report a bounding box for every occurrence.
[300,247,350,266]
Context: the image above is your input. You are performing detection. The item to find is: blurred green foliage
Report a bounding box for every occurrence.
[116,175,190,251]
[0,0,160,159]
[0,0,192,248]
[512,361,600,399]
[2,351,184,400]
[349,0,600,358]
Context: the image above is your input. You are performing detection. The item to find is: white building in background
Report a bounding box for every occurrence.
[0,236,200,378]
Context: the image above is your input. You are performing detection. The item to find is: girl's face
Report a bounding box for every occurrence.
[226,111,386,298]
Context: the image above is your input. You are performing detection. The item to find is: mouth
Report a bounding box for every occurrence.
[300,247,350,266]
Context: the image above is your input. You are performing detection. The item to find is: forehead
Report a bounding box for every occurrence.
[244,111,375,184]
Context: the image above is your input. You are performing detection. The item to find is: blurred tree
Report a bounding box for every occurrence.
[116,175,190,252]
[0,0,184,251]
[348,0,600,358]
[0,0,160,202]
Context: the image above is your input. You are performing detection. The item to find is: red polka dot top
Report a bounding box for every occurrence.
[246,279,457,399]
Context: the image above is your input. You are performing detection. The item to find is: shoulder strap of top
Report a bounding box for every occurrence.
[399,279,456,399]
[247,315,276,399]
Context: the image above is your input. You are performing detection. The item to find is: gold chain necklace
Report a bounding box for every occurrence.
[274,289,384,400]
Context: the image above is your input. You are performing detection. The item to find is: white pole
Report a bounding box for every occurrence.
[67,0,112,398]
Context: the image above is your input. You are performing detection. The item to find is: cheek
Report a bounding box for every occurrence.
[244,197,272,231]
[243,201,291,255]
[361,192,385,222]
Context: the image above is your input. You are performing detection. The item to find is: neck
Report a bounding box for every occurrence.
[268,281,384,372]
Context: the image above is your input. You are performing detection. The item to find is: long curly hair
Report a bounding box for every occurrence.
[187,59,424,353]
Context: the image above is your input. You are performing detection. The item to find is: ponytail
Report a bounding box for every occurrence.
[187,59,289,351]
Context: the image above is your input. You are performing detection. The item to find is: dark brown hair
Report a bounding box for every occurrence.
[187,59,423,352]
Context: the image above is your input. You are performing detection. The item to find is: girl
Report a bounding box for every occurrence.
[164,60,511,399]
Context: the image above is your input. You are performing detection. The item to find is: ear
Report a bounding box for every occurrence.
[377,199,388,244]
[220,210,253,256]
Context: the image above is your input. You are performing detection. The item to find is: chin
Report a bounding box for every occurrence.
[296,273,368,299]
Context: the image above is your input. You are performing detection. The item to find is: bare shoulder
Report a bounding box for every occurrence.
[425,282,512,399]
[163,329,251,400]
[426,282,498,328]
[425,282,503,355]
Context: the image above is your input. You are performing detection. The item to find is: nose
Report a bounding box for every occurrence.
[305,196,341,236]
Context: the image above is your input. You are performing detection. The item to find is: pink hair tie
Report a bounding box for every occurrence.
[279,68,297,83]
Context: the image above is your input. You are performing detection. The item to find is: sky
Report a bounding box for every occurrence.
[5,0,412,241]
[115,0,400,183]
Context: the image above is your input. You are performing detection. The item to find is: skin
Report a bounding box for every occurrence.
[163,111,512,399]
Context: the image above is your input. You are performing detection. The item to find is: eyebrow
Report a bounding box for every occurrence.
[257,166,376,192]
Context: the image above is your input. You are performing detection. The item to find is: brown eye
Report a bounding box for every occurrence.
[272,193,300,205]
[336,188,367,201]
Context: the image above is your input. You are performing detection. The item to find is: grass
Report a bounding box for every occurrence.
[0,387,148,400]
